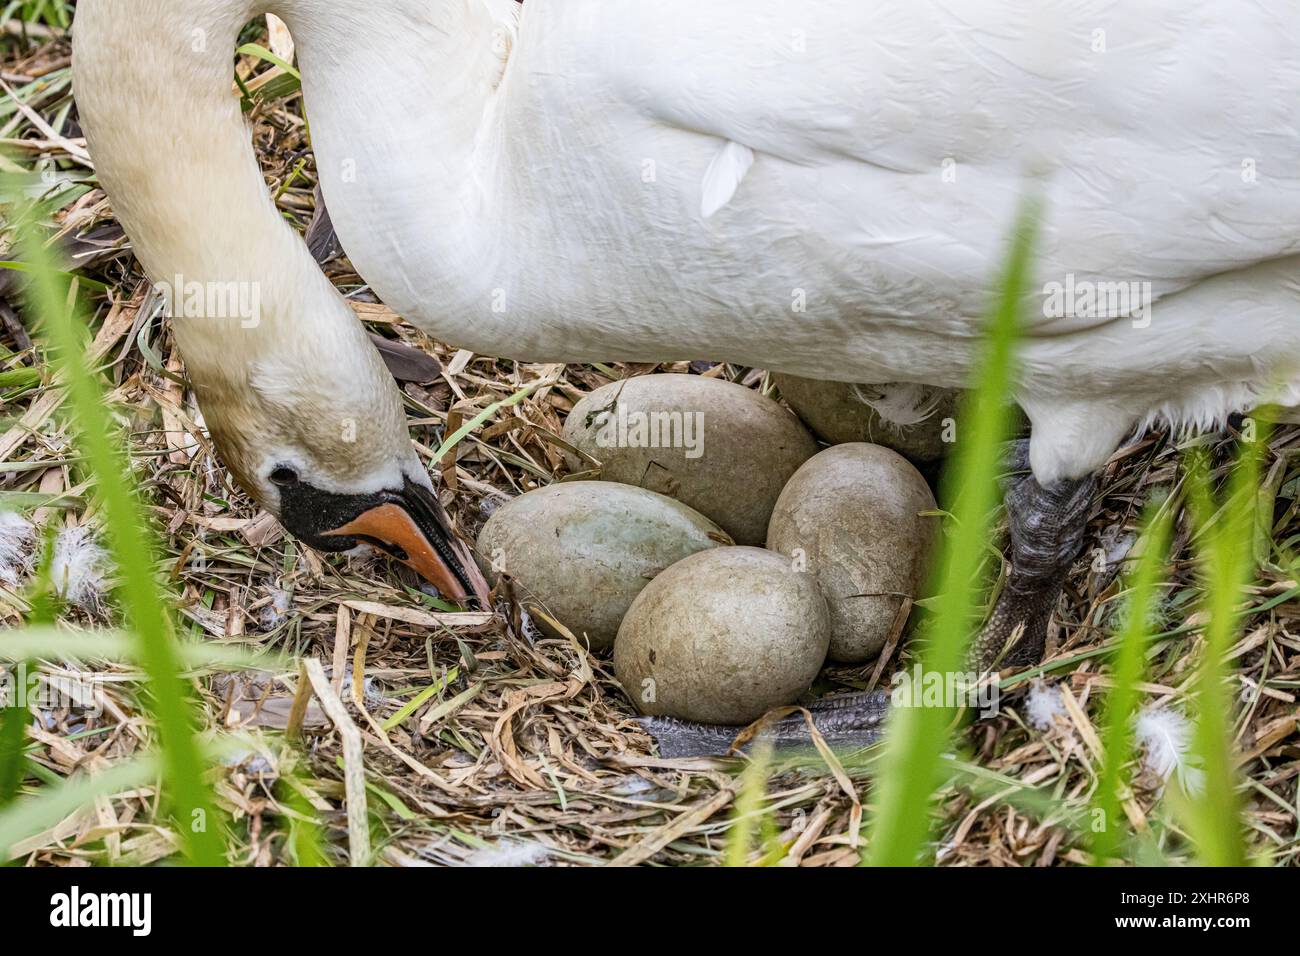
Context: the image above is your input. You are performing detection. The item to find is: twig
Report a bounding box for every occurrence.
[303,658,371,867]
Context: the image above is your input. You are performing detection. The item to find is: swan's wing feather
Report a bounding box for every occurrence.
[367,333,443,384]
[700,141,755,218]
[590,0,1300,301]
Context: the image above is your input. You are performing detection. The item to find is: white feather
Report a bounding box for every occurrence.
[1136,706,1204,795]
[260,587,292,631]
[463,840,549,868]
[1095,525,1137,575]
[0,510,35,589]
[853,383,945,431]
[50,525,106,608]
[1025,680,1067,730]
[700,141,754,219]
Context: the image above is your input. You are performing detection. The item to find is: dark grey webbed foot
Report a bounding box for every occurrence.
[638,691,890,758]
[970,462,1097,673]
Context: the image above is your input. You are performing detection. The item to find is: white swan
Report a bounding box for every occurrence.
[72,1,1300,660]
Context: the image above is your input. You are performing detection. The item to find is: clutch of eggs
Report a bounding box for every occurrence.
[479,373,939,725]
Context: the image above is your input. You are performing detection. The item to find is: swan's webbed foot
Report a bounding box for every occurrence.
[970,445,1097,674]
[637,691,890,758]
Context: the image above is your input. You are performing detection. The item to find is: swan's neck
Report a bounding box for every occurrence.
[72,0,499,385]
[288,0,508,319]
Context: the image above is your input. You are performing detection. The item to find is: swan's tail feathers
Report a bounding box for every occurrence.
[1138,380,1300,438]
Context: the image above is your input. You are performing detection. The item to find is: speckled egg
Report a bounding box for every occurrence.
[613,547,830,725]
[476,481,730,650]
[562,374,818,545]
[767,443,938,663]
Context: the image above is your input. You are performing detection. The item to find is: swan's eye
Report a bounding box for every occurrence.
[269,466,298,487]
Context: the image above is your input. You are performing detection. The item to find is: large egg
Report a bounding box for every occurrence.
[767,443,938,663]
[562,374,818,545]
[613,547,830,725]
[476,481,729,650]
[771,374,959,465]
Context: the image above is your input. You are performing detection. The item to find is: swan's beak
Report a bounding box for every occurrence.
[325,481,492,609]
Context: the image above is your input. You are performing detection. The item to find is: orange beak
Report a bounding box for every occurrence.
[328,495,491,608]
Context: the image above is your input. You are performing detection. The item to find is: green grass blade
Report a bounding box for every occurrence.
[1091,497,1173,864]
[15,221,227,865]
[236,43,301,80]
[1,520,58,811]
[0,734,251,861]
[0,368,42,389]
[865,196,1039,866]
[380,666,459,732]
[725,744,773,867]
[0,627,286,671]
[0,753,163,861]
[0,260,112,292]
[432,379,554,461]
[283,782,329,867]
[0,674,31,815]
[0,668,28,809]
[1180,428,1265,866]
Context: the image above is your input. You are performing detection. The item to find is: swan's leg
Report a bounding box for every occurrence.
[970,445,1096,672]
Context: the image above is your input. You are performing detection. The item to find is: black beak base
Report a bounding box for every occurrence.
[275,475,491,608]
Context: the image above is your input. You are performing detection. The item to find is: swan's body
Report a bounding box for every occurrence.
[75,0,1300,488]
[72,1,1300,626]
[318,0,1300,486]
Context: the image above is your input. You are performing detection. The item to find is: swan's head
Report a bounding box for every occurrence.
[69,0,491,609]
[179,313,491,609]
